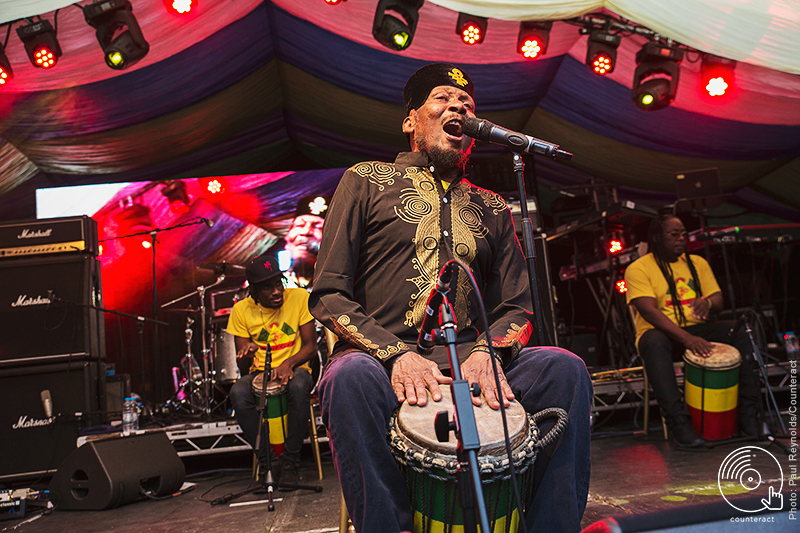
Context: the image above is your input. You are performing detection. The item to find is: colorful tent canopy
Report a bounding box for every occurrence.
[1,0,799,222]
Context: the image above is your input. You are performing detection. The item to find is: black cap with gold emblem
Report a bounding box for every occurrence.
[403,63,475,115]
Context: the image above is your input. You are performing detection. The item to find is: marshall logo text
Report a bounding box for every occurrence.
[11,295,50,307]
[17,228,53,239]
[12,415,56,429]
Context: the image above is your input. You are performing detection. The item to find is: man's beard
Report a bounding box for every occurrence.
[419,141,470,175]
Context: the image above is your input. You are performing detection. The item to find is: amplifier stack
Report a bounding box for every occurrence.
[0,216,106,480]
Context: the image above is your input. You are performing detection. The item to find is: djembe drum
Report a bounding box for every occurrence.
[252,372,289,456]
[683,342,741,440]
[389,388,559,533]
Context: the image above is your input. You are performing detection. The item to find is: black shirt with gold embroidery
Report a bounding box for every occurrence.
[309,152,534,367]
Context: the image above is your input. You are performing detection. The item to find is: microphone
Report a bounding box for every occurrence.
[201,218,215,228]
[729,312,749,337]
[698,227,739,241]
[462,117,573,161]
[41,389,53,418]
[416,263,456,356]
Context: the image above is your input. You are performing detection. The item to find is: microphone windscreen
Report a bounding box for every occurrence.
[462,117,482,139]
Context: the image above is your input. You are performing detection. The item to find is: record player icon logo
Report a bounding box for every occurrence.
[718,446,783,512]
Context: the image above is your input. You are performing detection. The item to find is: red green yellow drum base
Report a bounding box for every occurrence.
[266,393,288,457]
[684,356,739,440]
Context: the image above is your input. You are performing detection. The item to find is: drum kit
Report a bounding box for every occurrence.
[160,261,327,418]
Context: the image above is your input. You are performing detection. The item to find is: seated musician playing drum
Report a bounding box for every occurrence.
[309,63,592,533]
[625,214,761,448]
[227,254,317,487]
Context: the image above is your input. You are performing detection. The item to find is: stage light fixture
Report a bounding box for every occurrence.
[586,31,621,75]
[632,41,683,111]
[84,0,150,70]
[517,21,552,59]
[372,0,423,51]
[16,19,62,69]
[161,181,191,214]
[0,44,12,85]
[616,280,628,294]
[165,0,196,15]
[456,13,487,45]
[701,54,736,97]
[609,240,623,254]
[324,0,346,4]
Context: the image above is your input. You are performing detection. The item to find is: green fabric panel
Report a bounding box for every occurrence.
[522,108,791,192]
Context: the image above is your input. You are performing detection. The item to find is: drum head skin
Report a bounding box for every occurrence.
[684,342,741,370]
[396,387,527,456]
[251,372,288,397]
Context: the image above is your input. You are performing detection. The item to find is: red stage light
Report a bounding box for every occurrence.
[616,280,627,294]
[200,177,226,195]
[517,21,551,59]
[701,54,736,98]
[609,240,623,254]
[456,13,486,46]
[0,67,10,85]
[461,23,482,45]
[33,46,57,68]
[325,0,345,4]
[166,0,195,14]
[141,238,152,249]
[592,54,613,75]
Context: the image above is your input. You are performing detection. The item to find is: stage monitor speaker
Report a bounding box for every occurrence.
[49,432,185,511]
[0,254,105,366]
[0,362,101,480]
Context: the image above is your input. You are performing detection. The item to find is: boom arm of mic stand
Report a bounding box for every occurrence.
[440,298,491,533]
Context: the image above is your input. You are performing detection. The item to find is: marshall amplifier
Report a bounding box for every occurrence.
[0,255,105,366]
[0,361,101,480]
[0,216,98,259]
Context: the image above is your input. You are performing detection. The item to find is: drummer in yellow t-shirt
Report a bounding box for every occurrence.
[625,214,760,448]
[227,253,317,487]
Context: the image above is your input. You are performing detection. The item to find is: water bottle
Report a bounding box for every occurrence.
[122,397,139,435]
[785,331,799,361]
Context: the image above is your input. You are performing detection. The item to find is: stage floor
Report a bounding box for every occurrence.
[3,412,796,533]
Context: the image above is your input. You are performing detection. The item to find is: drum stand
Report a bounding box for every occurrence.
[222,349,322,507]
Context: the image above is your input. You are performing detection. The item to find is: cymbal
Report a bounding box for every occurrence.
[197,261,246,275]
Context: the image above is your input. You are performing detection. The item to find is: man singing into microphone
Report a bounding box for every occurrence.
[227,253,317,487]
[310,63,592,532]
[624,214,761,447]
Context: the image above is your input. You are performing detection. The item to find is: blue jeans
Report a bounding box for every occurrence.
[230,369,312,466]
[319,347,593,533]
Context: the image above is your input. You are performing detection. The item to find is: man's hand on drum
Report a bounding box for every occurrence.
[461,350,514,410]
[391,351,452,406]
[236,341,259,360]
[272,360,294,385]
[683,334,714,358]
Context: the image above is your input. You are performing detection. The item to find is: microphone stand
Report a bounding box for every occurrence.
[511,153,549,344]
[435,295,491,533]
[104,217,210,401]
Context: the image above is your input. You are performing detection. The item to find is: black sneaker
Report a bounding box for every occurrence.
[668,416,704,448]
[278,459,300,491]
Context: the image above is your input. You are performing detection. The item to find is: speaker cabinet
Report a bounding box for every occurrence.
[49,432,185,510]
[0,254,105,366]
[0,362,101,480]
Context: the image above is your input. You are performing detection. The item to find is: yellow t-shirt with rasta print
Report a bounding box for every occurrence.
[625,253,721,347]
[226,288,314,373]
